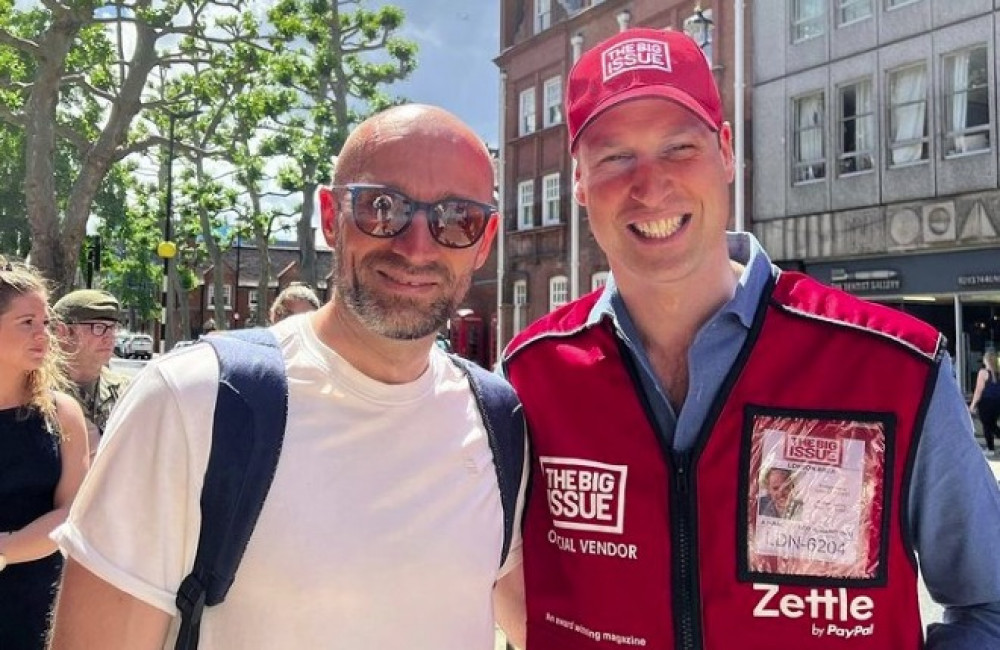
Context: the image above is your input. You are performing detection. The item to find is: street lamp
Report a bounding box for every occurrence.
[683,5,714,61]
[158,108,199,352]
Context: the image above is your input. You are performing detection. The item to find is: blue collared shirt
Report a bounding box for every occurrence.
[588,231,1000,647]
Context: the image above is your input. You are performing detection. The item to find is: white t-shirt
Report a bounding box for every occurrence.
[56,315,516,649]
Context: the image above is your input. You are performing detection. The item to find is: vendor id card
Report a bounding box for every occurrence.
[745,412,888,581]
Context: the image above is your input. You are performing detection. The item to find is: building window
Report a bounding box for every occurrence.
[513,280,528,334]
[838,0,871,25]
[888,64,928,166]
[543,76,562,127]
[535,0,551,34]
[886,0,919,8]
[519,87,536,136]
[791,0,825,43]
[208,284,232,308]
[518,180,534,230]
[793,92,826,183]
[541,173,561,225]
[248,290,259,309]
[549,276,568,312]
[943,46,991,157]
[591,271,609,291]
[837,79,874,175]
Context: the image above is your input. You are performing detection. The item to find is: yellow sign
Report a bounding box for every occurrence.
[157,241,177,259]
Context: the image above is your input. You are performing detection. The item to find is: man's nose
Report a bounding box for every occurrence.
[391,208,440,261]
[629,158,672,206]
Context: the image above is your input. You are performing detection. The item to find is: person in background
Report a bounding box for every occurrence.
[52,290,130,454]
[0,257,89,649]
[269,283,321,324]
[47,104,520,650]
[970,349,1000,458]
[495,27,1000,649]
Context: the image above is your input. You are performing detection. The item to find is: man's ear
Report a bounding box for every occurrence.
[317,187,338,246]
[573,160,588,207]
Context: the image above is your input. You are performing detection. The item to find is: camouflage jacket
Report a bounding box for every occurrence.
[75,367,131,436]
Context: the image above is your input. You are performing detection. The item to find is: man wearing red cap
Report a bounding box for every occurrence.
[496,28,1000,649]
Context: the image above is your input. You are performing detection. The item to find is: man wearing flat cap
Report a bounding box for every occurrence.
[53,289,131,453]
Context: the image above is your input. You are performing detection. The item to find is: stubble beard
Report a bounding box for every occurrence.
[333,244,469,341]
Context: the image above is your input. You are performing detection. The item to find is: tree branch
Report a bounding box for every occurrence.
[61,75,118,103]
[0,29,41,56]
[55,122,92,153]
[0,103,26,129]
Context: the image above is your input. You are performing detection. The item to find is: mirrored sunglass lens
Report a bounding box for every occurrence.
[429,201,487,248]
[355,189,407,236]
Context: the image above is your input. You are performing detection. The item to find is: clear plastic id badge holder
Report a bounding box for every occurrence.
[740,408,892,585]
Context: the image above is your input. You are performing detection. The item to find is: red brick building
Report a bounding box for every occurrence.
[461,0,750,365]
[187,243,332,334]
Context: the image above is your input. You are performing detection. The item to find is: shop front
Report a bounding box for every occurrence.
[807,247,1000,396]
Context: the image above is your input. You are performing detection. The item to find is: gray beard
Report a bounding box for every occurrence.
[333,244,467,341]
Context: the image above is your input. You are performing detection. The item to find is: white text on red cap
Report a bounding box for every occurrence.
[601,39,671,82]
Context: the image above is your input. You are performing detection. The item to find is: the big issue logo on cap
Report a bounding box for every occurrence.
[601,38,672,82]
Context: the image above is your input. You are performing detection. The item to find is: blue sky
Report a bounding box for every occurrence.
[385,0,502,147]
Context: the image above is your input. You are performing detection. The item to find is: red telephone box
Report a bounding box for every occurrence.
[450,311,487,367]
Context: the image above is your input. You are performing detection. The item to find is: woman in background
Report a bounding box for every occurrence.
[0,256,89,649]
[971,349,1000,458]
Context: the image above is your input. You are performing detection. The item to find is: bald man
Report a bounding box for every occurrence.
[49,105,516,650]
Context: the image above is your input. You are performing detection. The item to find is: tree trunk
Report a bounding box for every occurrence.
[297,181,318,288]
[23,11,80,292]
[169,263,189,345]
[25,12,159,295]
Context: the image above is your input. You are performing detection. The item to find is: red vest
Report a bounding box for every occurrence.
[503,272,943,650]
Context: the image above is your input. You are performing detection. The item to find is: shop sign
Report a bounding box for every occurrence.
[957,273,1000,288]
[830,268,902,293]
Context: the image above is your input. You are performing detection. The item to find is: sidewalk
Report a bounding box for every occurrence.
[986,452,1000,481]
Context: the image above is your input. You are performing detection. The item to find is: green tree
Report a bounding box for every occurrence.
[0,123,28,256]
[208,43,300,324]
[97,171,163,329]
[267,0,417,286]
[0,0,262,294]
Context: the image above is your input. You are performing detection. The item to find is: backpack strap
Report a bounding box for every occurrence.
[449,355,525,568]
[174,329,288,650]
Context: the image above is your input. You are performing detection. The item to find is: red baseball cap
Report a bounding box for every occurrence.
[566,28,724,151]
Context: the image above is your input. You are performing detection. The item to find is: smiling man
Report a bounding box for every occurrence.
[495,28,1000,650]
[48,104,524,650]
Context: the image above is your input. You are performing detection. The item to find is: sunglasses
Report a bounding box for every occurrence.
[334,184,496,249]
